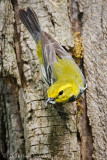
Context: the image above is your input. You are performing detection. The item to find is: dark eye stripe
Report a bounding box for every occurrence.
[59,90,63,95]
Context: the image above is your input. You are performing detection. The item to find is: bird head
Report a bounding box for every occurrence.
[46,80,82,104]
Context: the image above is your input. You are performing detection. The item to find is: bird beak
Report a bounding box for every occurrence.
[46,97,56,105]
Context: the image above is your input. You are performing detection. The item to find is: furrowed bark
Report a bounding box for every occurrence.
[79,0,107,159]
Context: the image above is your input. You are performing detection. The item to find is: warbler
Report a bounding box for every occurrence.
[19,8,87,104]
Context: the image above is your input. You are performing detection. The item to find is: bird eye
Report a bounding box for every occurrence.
[59,90,63,95]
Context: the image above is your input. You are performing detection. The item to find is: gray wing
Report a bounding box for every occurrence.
[41,31,71,86]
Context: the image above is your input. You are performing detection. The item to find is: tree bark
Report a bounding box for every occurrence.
[0,0,106,160]
[79,0,107,159]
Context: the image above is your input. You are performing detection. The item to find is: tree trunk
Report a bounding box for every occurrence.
[0,0,106,160]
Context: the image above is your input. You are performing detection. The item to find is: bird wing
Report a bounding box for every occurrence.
[41,31,72,86]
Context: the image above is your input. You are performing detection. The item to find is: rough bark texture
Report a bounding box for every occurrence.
[0,0,106,160]
[79,0,107,160]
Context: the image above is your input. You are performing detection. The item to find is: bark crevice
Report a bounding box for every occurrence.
[70,1,93,159]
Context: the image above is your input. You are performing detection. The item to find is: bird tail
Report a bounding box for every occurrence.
[19,7,41,43]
